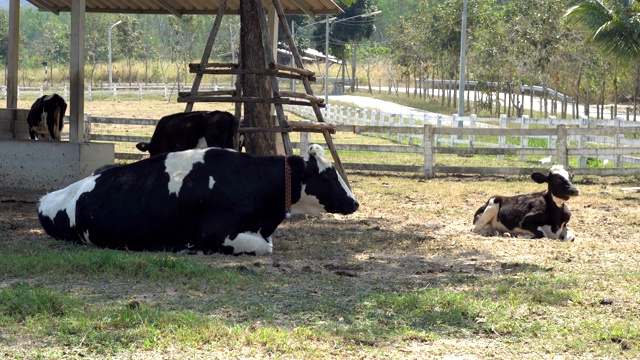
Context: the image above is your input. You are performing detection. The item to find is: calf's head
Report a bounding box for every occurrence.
[291,144,359,215]
[532,165,579,205]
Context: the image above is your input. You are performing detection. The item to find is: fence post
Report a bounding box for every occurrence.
[39,86,43,97]
[64,86,68,101]
[113,86,117,101]
[627,107,630,122]
[548,115,556,152]
[578,115,587,168]
[164,84,168,101]
[88,86,93,101]
[1,86,5,99]
[557,124,568,168]
[423,124,434,179]
[469,114,476,147]
[298,119,311,154]
[139,84,143,100]
[614,117,621,167]
[83,113,91,142]
[451,114,458,146]
[520,115,529,161]
[436,115,442,146]
[498,114,506,159]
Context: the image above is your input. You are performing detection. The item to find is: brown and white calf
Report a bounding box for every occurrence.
[472,165,579,241]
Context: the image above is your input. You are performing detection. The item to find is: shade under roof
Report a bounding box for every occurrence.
[26,0,344,17]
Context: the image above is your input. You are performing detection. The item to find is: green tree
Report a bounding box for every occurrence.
[312,0,377,91]
[114,15,143,85]
[0,9,8,66]
[85,14,114,88]
[167,14,205,90]
[565,0,640,117]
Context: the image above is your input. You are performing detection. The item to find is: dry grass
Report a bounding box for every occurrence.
[1,171,640,359]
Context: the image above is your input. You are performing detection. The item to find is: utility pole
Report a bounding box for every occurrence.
[458,0,468,117]
[325,15,330,105]
[108,20,122,93]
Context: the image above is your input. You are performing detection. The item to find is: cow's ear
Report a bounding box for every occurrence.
[305,144,332,171]
[531,172,548,183]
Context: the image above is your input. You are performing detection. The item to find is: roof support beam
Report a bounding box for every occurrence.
[69,0,85,143]
[290,0,314,17]
[152,0,182,18]
[27,0,60,15]
[7,0,19,108]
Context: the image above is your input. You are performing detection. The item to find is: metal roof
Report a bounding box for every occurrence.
[25,0,344,17]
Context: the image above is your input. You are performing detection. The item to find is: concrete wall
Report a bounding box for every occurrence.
[0,139,114,191]
[0,108,30,139]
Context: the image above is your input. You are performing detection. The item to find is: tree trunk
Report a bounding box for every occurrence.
[575,65,582,118]
[613,59,618,118]
[240,0,276,155]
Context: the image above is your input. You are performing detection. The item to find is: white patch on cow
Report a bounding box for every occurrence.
[305,144,332,172]
[222,231,272,255]
[52,107,61,140]
[81,230,95,246]
[32,111,51,139]
[196,137,208,149]
[550,164,570,181]
[551,193,569,208]
[39,174,100,228]
[164,149,206,196]
[564,229,575,242]
[291,184,324,214]
[209,176,215,190]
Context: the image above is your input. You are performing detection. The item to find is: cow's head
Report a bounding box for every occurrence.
[531,165,579,205]
[291,144,359,215]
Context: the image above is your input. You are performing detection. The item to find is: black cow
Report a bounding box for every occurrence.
[136,110,238,156]
[472,165,579,241]
[38,144,359,255]
[27,94,67,140]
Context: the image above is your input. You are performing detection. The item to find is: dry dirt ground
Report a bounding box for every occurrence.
[1,171,640,358]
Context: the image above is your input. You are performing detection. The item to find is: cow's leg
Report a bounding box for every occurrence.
[520,212,547,238]
[472,199,499,236]
[556,224,575,242]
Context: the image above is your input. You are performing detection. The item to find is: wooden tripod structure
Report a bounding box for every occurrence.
[177,0,349,187]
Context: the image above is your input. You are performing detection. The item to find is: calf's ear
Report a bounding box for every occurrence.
[531,172,548,184]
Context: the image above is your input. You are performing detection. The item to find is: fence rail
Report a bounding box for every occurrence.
[19,99,628,177]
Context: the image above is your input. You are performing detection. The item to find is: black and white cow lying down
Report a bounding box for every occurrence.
[472,165,579,241]
[136,110,238,156]
[27,93,67,140]
[38,144,358,255]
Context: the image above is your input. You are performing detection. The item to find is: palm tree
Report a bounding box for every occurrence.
[565,0,640,118]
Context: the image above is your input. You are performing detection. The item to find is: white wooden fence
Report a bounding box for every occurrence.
[45,102,640,178]
[285,103,640,177]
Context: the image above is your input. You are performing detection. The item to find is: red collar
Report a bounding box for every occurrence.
[284,156,292,219]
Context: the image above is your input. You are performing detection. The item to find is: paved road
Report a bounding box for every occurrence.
[328,95,441,117]
[328,92,620,119]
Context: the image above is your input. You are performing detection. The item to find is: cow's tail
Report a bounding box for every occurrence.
[136,142,150,152]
